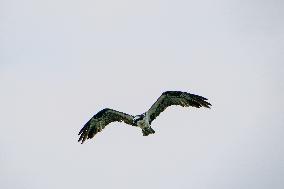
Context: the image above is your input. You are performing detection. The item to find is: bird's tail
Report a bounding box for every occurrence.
[142,127,155,136]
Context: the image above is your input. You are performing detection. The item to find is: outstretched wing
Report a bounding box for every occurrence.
[147,91,211,124]
[78,108,135,143]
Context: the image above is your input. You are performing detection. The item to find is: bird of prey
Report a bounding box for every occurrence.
[78,91,211,143]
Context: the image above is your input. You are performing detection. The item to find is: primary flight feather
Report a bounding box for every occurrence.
[78,91,211,143]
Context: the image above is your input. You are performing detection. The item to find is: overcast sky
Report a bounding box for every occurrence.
[1,0,284,189]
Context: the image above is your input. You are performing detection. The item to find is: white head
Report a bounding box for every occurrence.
[133,114,145,124]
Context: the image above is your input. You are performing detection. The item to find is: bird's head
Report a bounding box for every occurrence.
[133,114,145,124]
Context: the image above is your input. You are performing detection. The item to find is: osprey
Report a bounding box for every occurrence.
[78,91,211,143]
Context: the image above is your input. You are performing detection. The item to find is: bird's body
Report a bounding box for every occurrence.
[134,112,155,136]
[78,91,211,143]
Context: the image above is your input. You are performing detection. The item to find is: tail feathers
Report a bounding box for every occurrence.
[142,127,155,136]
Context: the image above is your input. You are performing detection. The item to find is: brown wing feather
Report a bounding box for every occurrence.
[147,91,211,124]
[78,108,135,144]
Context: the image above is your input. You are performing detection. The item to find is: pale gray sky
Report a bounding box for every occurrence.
[1,0,284,189]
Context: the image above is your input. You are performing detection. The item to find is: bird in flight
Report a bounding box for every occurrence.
[78,91,211,143]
